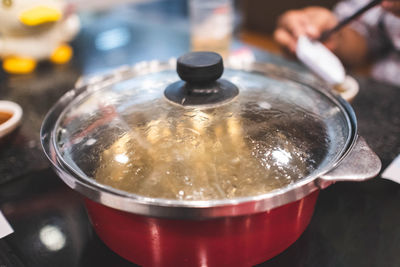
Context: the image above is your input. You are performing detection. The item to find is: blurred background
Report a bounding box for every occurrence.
[0,0,345,77]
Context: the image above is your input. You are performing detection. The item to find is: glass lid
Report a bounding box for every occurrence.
[54,52,352,201]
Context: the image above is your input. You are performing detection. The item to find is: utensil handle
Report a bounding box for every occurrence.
[318,0,382,42]
[316,136,381,189]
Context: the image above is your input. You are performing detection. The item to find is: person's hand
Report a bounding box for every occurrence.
[382,0,400,17]
[274,7,338,54]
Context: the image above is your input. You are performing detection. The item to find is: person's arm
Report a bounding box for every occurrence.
[274,6,369,67]
[330,25,369,66]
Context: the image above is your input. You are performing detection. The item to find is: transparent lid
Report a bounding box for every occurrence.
[54,57,351,201]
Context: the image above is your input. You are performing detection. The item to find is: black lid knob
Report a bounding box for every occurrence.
[164,51,238,107]
[177,52,223,84]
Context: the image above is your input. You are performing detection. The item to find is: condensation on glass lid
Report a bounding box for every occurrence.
[94,94,330,201]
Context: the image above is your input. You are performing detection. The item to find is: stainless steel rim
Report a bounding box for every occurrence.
[41,59,357,219]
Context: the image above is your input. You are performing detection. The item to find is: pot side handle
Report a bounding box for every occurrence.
[317,136,382,189]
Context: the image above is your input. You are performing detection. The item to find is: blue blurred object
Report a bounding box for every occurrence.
[74,0,190,74]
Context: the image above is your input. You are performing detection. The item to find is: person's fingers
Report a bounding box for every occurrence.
[275,8,338,53]
[274,28,298,53]
[382,0,400,8]
[303,7,338,37]
[382,1,400,16]
[278,11,310,38]
[304,24,320,39]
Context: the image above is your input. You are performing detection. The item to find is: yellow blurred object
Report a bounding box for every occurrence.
[2,57,37,74]
[50,44,73,64]
[19,6,61,26]
[0,0,80,74]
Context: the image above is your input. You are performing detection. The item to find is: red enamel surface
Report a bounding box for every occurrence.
[85,190,319,267]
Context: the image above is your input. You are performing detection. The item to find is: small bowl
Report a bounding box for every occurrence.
[0,101,23,139]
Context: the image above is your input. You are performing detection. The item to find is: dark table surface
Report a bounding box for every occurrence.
[1,1,400,267]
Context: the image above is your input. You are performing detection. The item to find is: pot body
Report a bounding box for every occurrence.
[85,190,319,267]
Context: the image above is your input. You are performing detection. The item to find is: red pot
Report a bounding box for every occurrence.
[85,191,319,267]
[41,53,381,266]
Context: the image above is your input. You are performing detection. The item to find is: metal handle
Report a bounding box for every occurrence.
[316,136,382,189]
